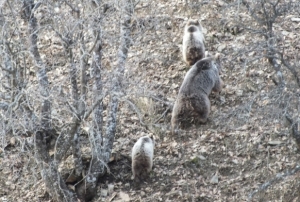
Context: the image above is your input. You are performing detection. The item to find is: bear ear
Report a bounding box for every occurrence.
[149,134,155,147]
[186,19,192,26]
[197,20,203,31]
[187,19,200,26]
[149,134,155,141]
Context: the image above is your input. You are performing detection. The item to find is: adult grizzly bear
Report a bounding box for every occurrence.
[171,56,223,135]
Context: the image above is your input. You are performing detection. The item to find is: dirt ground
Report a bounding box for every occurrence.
[1,0,300,201]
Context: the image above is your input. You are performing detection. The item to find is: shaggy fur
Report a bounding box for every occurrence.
[171,57,223,135]
[182,19,205,66]
[132,136,155,181]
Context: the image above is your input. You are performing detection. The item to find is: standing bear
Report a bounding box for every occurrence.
[132,135,155,182]
[171,56,223,135]
[182,19,206,66]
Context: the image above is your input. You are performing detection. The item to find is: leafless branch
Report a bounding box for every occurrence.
[241,0,300,87]
[285,114,300,149]
[22,1,77,200]
[248,164,300,200]
[84,91,107,120]
[0,102,8,110]
[54,118,80,163]
[122,98,147,126]
[76,0,136,200]
[72,133,83,176]
[104,0,134,159]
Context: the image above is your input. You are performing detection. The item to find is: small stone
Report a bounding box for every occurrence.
[210,174,219,184]
[281,30,290,36]
[268,140,282,146]
[171,83,179,89]
[54,7,60,13]
[10,137,16,146]
[0,196,7,202]
[100,189,108,197]
[236,90,243,96]
[5,181,11,186]
[232,159,238,164]
[108,184,114,195]
[217,44,226,52]
[291,18,300,22]
[119,191,130,201]
[10,184,16,190]
[199,155,206,160]
[145,187,151,192]
[220,96,226,104]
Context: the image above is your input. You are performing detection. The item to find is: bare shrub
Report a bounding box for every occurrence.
[1,0,137,201]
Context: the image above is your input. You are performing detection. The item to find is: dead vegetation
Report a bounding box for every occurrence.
[1,0,300,201]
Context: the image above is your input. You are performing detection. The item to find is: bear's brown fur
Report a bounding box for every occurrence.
[171,56,223,134]
[132,135,155,182]
[182,19,205,66]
